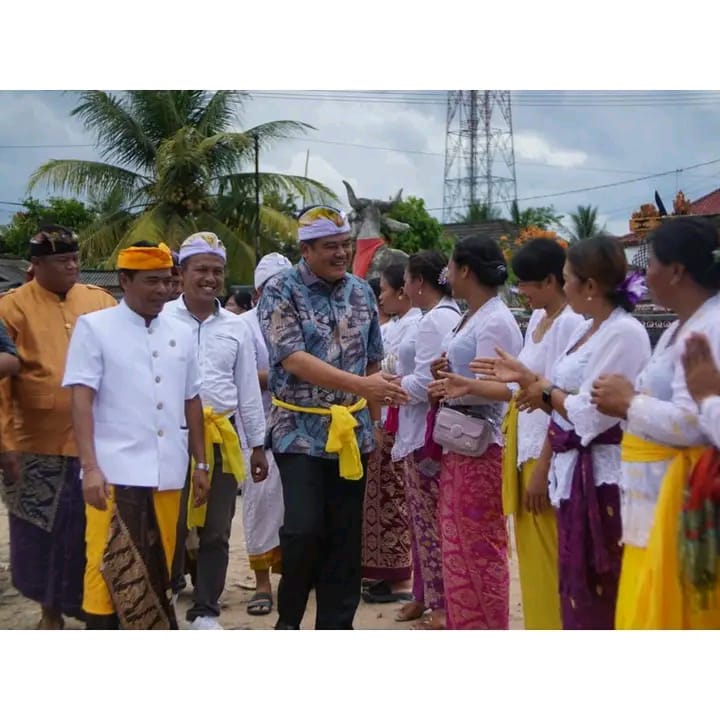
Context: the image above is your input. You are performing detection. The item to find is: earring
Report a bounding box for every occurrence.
[587,296,593,302]
[418,289,423,296]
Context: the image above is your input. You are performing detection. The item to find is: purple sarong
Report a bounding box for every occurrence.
[7,456,85,619]
[548,422,623,630]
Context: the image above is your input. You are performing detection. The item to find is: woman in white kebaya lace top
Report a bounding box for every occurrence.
[361,264,421,604]
[427,235,523,629]
[393,251,460,629]
[591,217,720,629]
[476,235,651,629]
[504,239,584,629]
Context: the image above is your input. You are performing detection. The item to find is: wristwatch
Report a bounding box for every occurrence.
[373,420,384,430]
[542,384,559,407]
[195,462,210,472]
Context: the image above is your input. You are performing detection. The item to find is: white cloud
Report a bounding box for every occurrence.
[514,131,588,169]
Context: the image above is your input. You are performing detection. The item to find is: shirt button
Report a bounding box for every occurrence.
[157,430,164,437]
[148,328,154,335]
[152,351,159,358]
[155,376,161,383]
[157,402,164,410]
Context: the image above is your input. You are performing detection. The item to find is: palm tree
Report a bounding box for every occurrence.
[566,204,605,242]
[28,91,335,282]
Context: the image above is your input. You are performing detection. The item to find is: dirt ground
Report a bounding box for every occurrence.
[0,499,524,630]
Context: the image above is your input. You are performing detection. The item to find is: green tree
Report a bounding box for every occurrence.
[566,204,605,242]
[0,196,95,257]
[384,196,451,255]
[453,201,504,224]
[28,91,335,283]
[509,200,564,230]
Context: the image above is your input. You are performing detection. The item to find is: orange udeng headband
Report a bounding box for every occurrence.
[116,242,174,271]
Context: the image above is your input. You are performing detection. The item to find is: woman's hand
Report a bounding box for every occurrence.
[470,348,535,387]
[590,374,635,419]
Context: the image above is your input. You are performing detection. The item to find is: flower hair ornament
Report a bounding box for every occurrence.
[438,266,449,286]
[616,270,647,307]
[713,248,720,264]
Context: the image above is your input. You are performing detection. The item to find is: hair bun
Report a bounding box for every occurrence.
[495,263,508,284]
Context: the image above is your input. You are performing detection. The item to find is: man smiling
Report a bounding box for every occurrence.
[166,232,267,630]
[257,206,408,629]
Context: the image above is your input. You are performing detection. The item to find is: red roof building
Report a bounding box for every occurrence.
[620,187,720,248]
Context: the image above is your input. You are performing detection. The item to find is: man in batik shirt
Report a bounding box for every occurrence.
[257,205,408,630]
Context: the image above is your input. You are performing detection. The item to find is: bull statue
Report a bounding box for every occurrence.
[343,180,410,281]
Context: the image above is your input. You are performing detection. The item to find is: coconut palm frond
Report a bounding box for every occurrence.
[28,159,148,201]
[72,91,157,170]
[193,91,248,135]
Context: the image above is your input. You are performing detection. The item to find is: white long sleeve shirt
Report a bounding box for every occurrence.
[164,297,265,449]
[515,306,586,466]
[443,295,524,446]
[700,396,720,448]
[62,301,201,491]
[548,308,652,507]
[621,293,720,545]
[393,297,461,461]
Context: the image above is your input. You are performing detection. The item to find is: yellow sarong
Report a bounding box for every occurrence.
[188,408,246,530]
[617,433,720,629]
[271,396,367,480]
[501,399,520,517]
[502,400,561,629]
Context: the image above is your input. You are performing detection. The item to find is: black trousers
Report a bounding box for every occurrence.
[172,445,238,621]
[274,453,367,630]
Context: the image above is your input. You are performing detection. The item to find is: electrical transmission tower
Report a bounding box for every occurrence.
[442,91,517,223]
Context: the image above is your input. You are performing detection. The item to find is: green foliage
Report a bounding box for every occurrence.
[384,196,452,255]
[565,204,605,242]
[509,200,564,230]
[454,201,504,224]
[28,91,336,284]
[0,196,95,257]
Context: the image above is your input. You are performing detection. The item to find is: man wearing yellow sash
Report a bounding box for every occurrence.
[592,217,720,629]
[62,241,209,629]
[256,205,409,629]
[166,232,267,630]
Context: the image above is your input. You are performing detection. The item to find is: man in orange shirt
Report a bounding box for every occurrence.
[0,225,116,629]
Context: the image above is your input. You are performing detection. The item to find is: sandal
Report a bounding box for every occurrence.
[394,600,426,622]
[247,592,273,616]
[411,612,445,630]
[362,580,413,604]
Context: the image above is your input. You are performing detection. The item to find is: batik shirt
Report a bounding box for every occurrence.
[257,259,384,459]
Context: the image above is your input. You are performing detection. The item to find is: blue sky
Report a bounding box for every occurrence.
[1,90,720,238]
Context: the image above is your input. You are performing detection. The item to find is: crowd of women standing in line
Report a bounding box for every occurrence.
[360,215,720,630]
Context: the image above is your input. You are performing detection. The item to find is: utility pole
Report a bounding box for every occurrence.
[254,133,260,265]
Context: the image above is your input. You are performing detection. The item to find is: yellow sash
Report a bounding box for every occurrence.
[501,399,520,517]
[619,433,719,628]
[188,408,246,529]
[271,396,367,480]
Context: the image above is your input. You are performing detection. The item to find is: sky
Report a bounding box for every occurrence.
[2,90,720,239]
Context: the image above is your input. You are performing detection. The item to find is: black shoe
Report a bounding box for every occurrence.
[275,620,299,630]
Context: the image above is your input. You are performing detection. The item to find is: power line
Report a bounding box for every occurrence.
[422,156,720,212]
[0,137,662,176]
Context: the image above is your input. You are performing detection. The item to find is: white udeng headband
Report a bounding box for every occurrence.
[297,219,351,243]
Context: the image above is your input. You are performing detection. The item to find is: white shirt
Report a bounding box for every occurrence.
[547,308,651,507]
[621,293,720,546]
[164,297,265,449]
[237,307,270,417]
[443,295,524,446]
[394,297,461,461]
[700,396,720,448]
[516,307,585,466]
[62,301,202,491]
